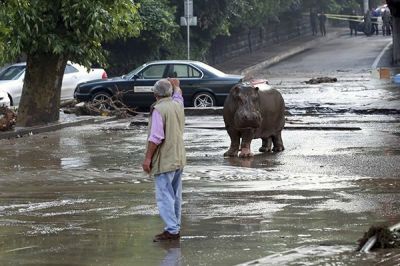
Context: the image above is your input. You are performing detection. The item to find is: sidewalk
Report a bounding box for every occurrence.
[0,114,118,140]
[214,27,347,76]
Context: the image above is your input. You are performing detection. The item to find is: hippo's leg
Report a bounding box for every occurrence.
[239,130,254,158]
[272,131,284,152]
[224,128,240,157]
[259,137,272,152]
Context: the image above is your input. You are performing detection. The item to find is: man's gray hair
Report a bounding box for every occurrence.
[153,79,173,97]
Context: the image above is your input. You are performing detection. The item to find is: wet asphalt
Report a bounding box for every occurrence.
[0,33,399,265]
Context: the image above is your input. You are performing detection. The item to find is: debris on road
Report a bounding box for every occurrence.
[305,77,338,84]
[63,94,137,119]
[0,106,17,131]
[358,224,400,252]
[394,74,400,84]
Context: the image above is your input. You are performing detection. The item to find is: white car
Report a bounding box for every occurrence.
[0,62,107,106]
[0,90,10,107]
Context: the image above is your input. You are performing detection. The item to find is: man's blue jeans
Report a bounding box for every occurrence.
[155,168,183,234]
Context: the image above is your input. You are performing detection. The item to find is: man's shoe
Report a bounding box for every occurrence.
[153,231,180,242]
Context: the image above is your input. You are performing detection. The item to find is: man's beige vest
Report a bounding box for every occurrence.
[147,97,186,176]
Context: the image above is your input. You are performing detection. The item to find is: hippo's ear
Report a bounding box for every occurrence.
[231,85,240,95]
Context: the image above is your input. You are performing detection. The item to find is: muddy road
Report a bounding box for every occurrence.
[0,34,399,265]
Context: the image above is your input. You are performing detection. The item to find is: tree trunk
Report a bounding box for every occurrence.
[16,53,67,127]
[393,17,400,65]
[387,0,400,65]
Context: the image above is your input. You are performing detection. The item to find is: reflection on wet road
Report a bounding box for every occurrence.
[0,105,399,265]
[1,43,400,265]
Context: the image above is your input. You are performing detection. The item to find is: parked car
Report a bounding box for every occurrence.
[0,62,107,106]
[0,90,10,107]
[74,60,244,109]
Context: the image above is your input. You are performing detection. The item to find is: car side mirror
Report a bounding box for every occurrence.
[132,74,139,80]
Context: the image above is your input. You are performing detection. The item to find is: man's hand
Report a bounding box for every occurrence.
[168,78,182,95]
[142,158,152,174]
[168,78,180,88]
[143,141,158,174]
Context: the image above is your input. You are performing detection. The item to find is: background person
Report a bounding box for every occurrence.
[318,11,327,36]
[310,8,318,36]
[349,9,359,36]
[142,78,186,242]
[371,7,379,35]
[382,7,392,36]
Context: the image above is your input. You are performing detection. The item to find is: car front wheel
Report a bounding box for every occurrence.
[91,91,113,110]
[192,92,215,107]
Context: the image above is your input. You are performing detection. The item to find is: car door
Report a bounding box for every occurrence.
[61,64,80,100]
[125,63,168,108]
[169,63,203,106]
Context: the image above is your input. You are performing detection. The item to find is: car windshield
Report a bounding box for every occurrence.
[0,65,26,80]
[124,64,147,79]
[194,62,227,77]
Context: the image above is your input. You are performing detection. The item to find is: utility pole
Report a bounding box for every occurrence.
[186,0,190,60]
[180,0,197,60]
[363,0,369,14]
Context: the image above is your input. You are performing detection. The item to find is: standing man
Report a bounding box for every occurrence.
[364,9,372,36]
[310,8,318,36]
[371,7,379,35]
[142,78,186,242]
[382,7,392,36]
[349,9,359,36]
[318,11,327,36]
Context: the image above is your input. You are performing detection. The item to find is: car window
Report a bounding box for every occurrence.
[64,64,79,74]
[140,65,167,79]
[0,65,26,80]
[171,64,201,78]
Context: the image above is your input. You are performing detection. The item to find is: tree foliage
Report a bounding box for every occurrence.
[104,0,178,75]
[0,0,142,127]
[0,0,142,68]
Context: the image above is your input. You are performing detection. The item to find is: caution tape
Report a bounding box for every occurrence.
[326,15,363,23]
[325,13,363,19]
[303,12,382,24]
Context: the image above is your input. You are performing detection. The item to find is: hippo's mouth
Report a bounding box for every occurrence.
[234,120,261,130]
[236,126,258,130]
[235,126,260,132]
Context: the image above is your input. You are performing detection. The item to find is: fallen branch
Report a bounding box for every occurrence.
[358,224,400,252]
[305,77,338,84]
[0,106,17,131]
[63,88,137,118]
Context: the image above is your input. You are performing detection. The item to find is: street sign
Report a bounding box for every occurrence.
[180,16,197,26]
[182,0,196,60]
[184,0,193,17]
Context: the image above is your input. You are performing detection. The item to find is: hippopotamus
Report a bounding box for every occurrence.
[223,82,285,157]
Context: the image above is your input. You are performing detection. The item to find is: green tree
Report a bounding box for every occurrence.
[0,0,141,127]
[168,0,302,60]
[105,0,178,75]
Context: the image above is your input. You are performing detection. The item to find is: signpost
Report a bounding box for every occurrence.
[180,0,197,60]
[363,0,369,13]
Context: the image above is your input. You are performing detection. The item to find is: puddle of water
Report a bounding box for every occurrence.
[0,115,399,265]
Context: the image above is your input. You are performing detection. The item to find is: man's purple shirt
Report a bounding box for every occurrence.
[148,93,184,145]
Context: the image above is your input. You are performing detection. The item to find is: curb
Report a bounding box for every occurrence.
[0,116,118,140]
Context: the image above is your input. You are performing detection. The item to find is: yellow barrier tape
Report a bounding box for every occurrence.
[326,15,380,24]
[325,13,363,19]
